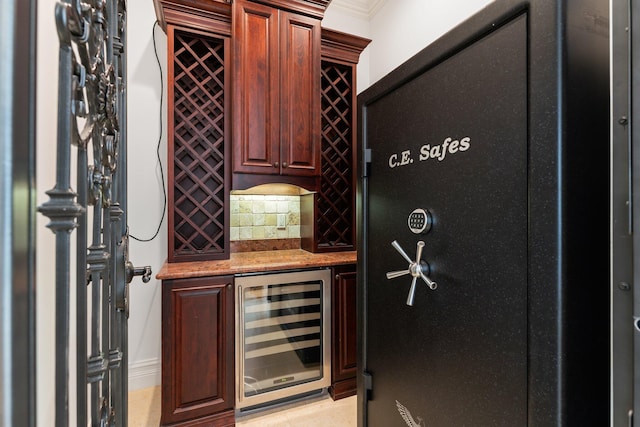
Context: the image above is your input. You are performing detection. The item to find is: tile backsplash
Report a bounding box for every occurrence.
[230,195,300,241]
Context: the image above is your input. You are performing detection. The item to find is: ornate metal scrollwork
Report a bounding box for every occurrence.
[38,1,150,425]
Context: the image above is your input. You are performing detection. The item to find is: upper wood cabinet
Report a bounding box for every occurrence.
[232,0,321,188]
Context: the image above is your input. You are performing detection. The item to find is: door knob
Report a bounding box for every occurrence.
[126,262,151,283]
[386,240,437,306]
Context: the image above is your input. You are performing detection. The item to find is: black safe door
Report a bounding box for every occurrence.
[361,15,527,426]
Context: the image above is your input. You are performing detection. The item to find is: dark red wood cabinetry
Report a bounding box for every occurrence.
[231,0,280,176]
[155,1,233,263]
[153,0,366,423]
[161,276,235,426]
[232,0,322,190]
[155,1,369,259]
[301,30,371,253]
[330,265,358,399]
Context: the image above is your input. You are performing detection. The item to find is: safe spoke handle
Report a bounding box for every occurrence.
[420,271,437,290]
[406,277,419,306]
[386,240,437,306]
[392,240,414,264]
[386,269,411,279]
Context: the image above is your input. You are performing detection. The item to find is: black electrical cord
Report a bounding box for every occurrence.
[130,20,166,242]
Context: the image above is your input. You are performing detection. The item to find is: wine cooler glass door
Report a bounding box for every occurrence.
[236,269,331,409]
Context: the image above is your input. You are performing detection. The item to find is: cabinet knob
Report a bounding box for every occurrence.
[274,162,279,168]
[282,162,288,168]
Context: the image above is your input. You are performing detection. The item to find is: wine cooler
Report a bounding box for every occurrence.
[235,269,331,410]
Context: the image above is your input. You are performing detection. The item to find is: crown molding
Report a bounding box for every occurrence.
[321,27,371,63]
[327,0,387,19]
[153,0,232,34]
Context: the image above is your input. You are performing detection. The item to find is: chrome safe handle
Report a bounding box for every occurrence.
[386,240,437,306]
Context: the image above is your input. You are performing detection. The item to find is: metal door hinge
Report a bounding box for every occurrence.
[365,148,372,164]
[363,371,373,393]
[363,149,372,177]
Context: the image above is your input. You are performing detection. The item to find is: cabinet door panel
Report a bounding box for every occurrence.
[162,276,235,425]
[233,0,280,174]
[333,270,357,380]
[176,289,222,405]
[280,11,321,176]
[330,268,357,400]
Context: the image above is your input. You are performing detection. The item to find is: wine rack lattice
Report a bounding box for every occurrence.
[317,61,354,250]
[171,30,228,261]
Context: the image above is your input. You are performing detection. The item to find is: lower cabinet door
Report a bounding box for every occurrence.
[161,276,235,426]
[330,266,357,399]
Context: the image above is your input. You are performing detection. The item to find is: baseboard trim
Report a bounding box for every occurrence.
[129,357,161,391]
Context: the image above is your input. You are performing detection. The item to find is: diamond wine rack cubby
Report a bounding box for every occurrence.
[169,28,230,262]
[317,61,355,250]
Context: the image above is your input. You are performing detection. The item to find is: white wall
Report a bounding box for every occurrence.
[322,3,373,93]
[368,0,495,85]
[36,2,58,423]
[35,1,497,422]
[125,0,167,391]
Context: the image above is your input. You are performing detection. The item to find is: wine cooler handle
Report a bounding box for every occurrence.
[386,240,437,306]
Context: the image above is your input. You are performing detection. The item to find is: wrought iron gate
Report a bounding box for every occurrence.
[38,0,151,425]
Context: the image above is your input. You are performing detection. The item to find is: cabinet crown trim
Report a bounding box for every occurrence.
[321,28,371,64]
[248,0,332,18]
[154,0,232,35]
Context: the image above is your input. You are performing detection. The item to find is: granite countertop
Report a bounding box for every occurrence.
[156,249,357,280]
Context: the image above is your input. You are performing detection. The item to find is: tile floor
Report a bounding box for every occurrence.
[128,386,356,427]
